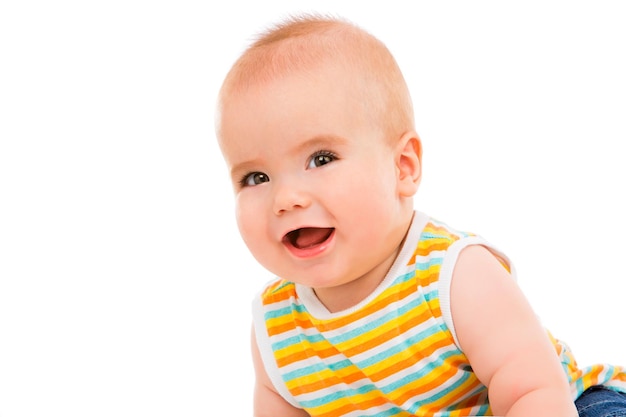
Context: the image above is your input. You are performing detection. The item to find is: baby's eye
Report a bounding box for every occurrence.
[307,150,338,169]
[240,172,270,187]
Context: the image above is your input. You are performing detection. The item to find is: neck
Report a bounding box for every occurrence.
[313,211,414,313]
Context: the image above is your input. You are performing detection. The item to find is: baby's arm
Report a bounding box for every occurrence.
[451,245,577,416]
[251,326,310,417]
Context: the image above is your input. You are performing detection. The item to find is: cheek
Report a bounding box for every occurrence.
[337,162,398,222]
[328,178,390,224]
[234,194,261,248]
[235,196,267,259]
[337,160,396,201]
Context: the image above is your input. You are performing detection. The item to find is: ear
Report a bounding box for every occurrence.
[395,131,422,197]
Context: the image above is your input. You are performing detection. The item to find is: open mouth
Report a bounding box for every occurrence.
[283,227,335,250]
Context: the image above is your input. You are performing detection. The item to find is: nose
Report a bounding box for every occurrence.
[272,180,311,215]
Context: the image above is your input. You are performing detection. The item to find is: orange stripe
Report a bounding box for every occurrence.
[582,365,603,387]
[613,371,626,382]
[266,317,315,336]
[263,276,417,333]
[455,390,490,416]
[311,280,418,332]
[420,239,457,251]
[341,307,433,358]
[393,365,481,408]
[438,379,485,415]
[276,344,340,368]
[313,396,399,417]
[262,281,293,303]
[417,268,440,284]
[287,334,457,394]
[369,336,452,382]
[290,366,366,395]
[424,223,455,234]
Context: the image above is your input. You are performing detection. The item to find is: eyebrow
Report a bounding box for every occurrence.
[292,134,349,154]
[229,159,257,182]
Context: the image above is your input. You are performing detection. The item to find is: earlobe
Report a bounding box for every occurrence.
[396,131,422,197]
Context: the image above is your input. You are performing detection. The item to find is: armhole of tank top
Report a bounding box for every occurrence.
[438,236,516,350]
[251,295,301,408]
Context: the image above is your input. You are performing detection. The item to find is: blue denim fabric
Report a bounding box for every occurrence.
[575,386,626,417]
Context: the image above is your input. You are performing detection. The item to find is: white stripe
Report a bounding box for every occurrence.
[396,362,471,410]
[292,375,376,404]
[306,280,425,342]
[277,351,345,379]
[339,403,397,417]
[375,343,461,392]
[348,315,444,365]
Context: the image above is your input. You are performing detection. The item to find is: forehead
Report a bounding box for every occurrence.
[218,61,379,162]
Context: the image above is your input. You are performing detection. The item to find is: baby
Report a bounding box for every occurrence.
[215,14,626,417]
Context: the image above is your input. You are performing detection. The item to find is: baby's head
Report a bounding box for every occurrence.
[217,14,415,146]
[216,15,422,301]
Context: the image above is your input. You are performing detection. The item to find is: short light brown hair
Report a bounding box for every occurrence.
[217,14,414,142]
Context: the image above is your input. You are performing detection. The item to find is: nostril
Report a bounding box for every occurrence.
[273,187,311,214]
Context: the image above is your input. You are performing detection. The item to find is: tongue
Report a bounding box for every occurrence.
[294,228,332,249]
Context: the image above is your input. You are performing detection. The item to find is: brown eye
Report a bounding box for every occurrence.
[241,172,269,187]
[307,151,338,168]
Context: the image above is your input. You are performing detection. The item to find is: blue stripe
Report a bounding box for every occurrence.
[602,366,616,382]
[282,359,352,382]
[475,403,491,415]
[414,256,443,271]
[375,408,408,417]
[296,384,413,415]
[391,269,416,284]
[356,323,441,369]
[420,231,452,240]
[327,297,425,345]
[298,383,377,408]
[269,292,430,351]
[264,302,307,320]
[408,371,472,411]
[381,348,461,395]
[270,280,293,294]
[271,333,326,351]
[423,288,437,302]
[299,384,408,417]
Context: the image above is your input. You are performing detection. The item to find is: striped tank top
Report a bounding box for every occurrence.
[253,211,626,416]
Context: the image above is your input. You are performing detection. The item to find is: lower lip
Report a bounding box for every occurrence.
[285,229,335,259]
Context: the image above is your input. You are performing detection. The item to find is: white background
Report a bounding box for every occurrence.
[1,1,625,416]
